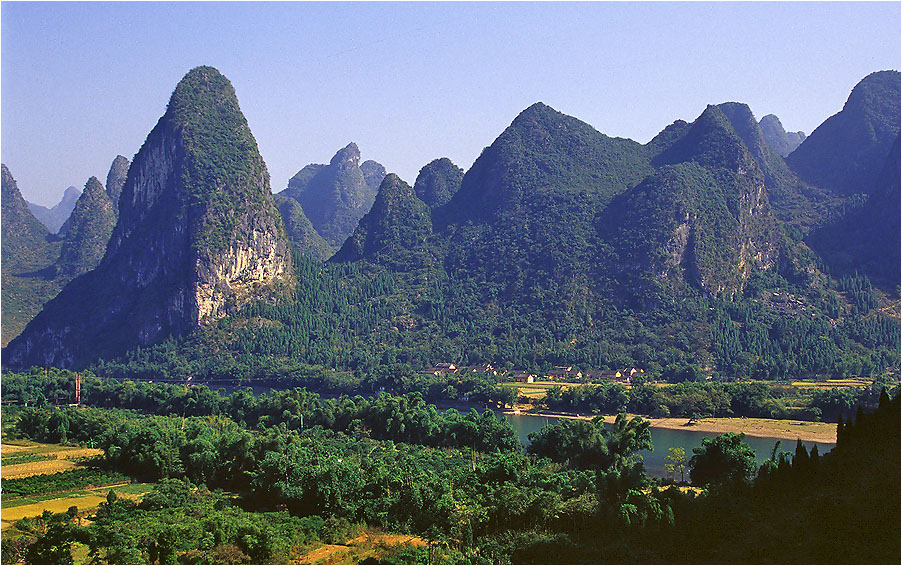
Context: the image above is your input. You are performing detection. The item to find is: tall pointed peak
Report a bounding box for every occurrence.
[1,163,16,192]
[513,101,554,120]
[653,104,752,170]
[55,176,116,279]
[4,66,293,369]
[717,102,758,133]
[439,102,651,227]
[83,176,105,197]
[166,66,238,122]
[332,173,433,268]
[331,142,361,167]
[2,163,49,240]
[786,70,899,196]
[105,155,130,213]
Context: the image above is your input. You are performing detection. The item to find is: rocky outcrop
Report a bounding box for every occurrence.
[759,114,805,157]
[3,66,293,369]
[603,105,780,298]
[28,185,80,234]
[716,103,831,227]
[414,158,464,209]
[105,155,130,215]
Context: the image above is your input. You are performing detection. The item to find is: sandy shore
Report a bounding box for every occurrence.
[505,409,837,444]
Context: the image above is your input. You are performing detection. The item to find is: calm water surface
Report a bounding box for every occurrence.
[502,413,835,479]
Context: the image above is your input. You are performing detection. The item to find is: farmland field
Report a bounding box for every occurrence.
[0,439,146,532]
[1,442,102,479]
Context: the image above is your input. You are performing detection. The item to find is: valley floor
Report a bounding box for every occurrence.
[506,407,837,443]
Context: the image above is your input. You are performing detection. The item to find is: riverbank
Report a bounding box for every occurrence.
[505,408,837,444]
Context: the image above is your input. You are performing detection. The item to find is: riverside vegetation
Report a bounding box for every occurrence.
[0,374,898,563]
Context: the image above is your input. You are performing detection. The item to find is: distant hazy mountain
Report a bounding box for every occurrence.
[786,70,900,197]
[759,114,806,157]
[279,143,386,247]
[28,185,80,234]
[414,158,464,209]
[1,164,64,344]
[4,66,294,369]
[273,194,333,261]
[105,155,130,215]
[54,176,116,279]
[360,160,388,195]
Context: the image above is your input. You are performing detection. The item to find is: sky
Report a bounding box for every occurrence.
[2,2,900,207]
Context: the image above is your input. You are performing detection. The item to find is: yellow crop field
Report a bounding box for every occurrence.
[1,443,103,479]
[1,494,109,530]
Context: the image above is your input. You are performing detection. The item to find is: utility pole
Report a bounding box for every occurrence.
[75,373,82,406]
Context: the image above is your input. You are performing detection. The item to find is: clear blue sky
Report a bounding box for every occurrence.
[3,1,900,206]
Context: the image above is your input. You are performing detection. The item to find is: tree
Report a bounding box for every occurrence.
[688,433,756,487]
[664,447,687,483]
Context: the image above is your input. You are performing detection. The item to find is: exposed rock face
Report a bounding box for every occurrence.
[3,66,293,369]
[279,143,385,247]
[332,173,434,269]
[786,70,900,196]
[55,176,116,279]
[1,164,64,344]
[414,158,464,209]
[604,105,780,298]
[28,185,81,234]
[759,114,806,157]
[105,155,130,215]
[716,102,831,227]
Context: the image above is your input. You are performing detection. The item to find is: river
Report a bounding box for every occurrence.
[198,382,834,478]
[501,413,835,479]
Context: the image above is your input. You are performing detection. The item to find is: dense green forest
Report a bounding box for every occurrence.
[2,374,898,563]
[82,248,898,388]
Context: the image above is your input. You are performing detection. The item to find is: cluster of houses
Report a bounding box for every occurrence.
[420,363,645,384]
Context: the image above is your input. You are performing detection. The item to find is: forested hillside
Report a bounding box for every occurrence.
[1,165,64,344]
[2,69,899,392]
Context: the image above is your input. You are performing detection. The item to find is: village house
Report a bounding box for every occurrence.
[546,366,582,380]
[511,372,535,384]
[596,369,623,381]
[470,363,497,375]
[420,362,458,377]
